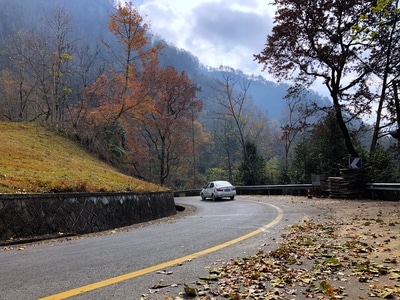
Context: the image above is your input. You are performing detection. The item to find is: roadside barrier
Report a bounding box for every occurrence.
[0,191,175,243]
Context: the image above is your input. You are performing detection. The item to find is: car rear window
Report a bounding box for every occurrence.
[215,181,231,187]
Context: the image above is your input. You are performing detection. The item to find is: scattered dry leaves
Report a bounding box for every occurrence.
[143,198,400,299]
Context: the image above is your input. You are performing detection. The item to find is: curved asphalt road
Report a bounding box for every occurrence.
[0,196,315,299]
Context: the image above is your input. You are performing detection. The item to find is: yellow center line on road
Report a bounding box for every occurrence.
[39,201,283,300]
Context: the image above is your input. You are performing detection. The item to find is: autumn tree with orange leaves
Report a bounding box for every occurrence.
[94,1,161,121]
[73,2,204,185]
[127,60,203,185]
[73,2,162,165]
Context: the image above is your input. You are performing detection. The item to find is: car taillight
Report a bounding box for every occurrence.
[216,188,223,191]
[232,187,236,190]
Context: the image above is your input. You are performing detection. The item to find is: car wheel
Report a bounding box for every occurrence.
[212,194,216,201]
[201,194,206,200]
[230,196,235,200]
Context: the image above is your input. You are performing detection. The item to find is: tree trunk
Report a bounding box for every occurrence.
[332,94,358,157]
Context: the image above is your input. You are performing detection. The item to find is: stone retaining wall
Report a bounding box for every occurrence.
[0,191,176,242]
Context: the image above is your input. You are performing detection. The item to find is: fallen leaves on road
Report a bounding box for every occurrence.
[195,215,400,299]
[140,198,400,299]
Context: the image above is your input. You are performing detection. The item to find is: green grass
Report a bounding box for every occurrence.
[0,122,167,194]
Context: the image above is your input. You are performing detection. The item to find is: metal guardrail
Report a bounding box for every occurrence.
[174,183,400,199]
[173,189,201,197]
[237,184,312,190]
[174,184,312,197]
[365,183,400,191]
[365,183,400,200]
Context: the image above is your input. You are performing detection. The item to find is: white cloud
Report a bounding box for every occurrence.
[135,0,274,77]
[114,0,331,97]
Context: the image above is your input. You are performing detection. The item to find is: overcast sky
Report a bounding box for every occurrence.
[131,0,275,79]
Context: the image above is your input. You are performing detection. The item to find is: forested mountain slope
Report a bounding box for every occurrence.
[0,0,334,189]
[0,0,328,122]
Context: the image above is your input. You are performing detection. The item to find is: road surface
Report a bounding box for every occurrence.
[0,196,316,299]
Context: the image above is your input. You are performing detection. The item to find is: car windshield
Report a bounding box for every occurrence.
[214,181,232,187]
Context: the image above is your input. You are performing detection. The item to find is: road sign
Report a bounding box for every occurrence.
[349,157,362,169]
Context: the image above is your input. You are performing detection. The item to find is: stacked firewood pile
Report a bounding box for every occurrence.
[327,168,368,199]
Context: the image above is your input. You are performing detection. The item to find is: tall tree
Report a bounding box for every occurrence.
[212,117,241,182]
[280,91,315,171]
[75,2,162,164]
[128,63,202,185]
[255,0,376,157]
[102,1,162,123]
[238,141,266,185]
[43,5,76,124]
[108,1,161,92]
[1,5,76,124]
[213,72,268,182]
[290,110,349,183]
[0,64,36,121]
[353,0,400,151]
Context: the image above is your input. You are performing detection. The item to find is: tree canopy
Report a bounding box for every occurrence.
[255,0,400,158]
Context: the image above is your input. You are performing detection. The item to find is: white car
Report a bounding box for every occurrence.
[200,181,236,201]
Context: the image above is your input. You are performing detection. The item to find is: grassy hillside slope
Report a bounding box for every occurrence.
[0,122,166,194]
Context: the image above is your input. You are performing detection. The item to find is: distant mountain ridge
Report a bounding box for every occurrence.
[199,66,331,121]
